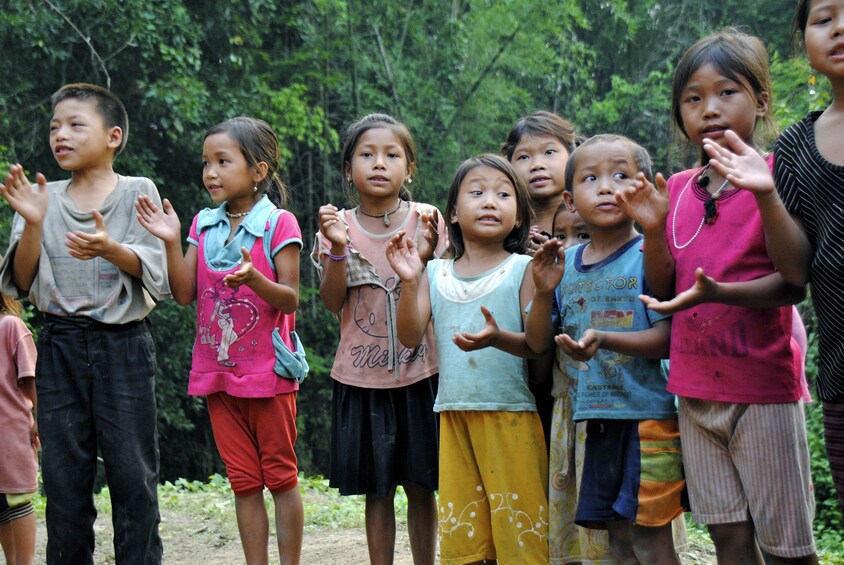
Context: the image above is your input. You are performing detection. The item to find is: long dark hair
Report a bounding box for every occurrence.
[444,154,533,259]
[204,117,288,208]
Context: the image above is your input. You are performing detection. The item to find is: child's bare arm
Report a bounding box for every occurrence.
[136,195,196,304]
[525,239,565,354]
[616,173,675,298]
[317,205,349,314]
[0,166,50,291]
[704,132,812,285]
[386,233,431,348]
[640,269,805,315]
[225,245,300,313]
[20,376,39,450]
[556,319,671,361]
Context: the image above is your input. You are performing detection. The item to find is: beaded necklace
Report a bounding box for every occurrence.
[671,166,730,249]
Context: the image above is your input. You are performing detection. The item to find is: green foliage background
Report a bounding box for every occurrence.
[1,0,841,551]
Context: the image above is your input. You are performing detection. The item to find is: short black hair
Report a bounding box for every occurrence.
[564,134,653,194]
[51,83,129,155]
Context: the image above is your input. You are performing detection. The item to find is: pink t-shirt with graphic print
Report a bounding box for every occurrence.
[313,202,445,389]
[188,210,302,398]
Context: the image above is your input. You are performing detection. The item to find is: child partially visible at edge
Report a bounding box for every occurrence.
[136,116,304,565]
[527,135,684,564]
[697,0,844,517]
[0,82,169,564]
[312,113,445,565]
[387,154,549,564]
[0,292,38,565]
[500,112,600,564]
[616,29,818,564]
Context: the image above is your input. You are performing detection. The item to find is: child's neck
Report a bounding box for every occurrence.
[356,193,407,234]
[579,224,639,265]
[68,164,118,212]
[530,194,564,233]
[454,239,510,277]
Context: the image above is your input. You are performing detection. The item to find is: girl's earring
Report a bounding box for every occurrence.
[407,176,413,184]
[253,185,259,193]
[808,72,817,96]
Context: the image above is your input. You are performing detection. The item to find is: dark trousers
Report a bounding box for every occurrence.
[37,315,163,565]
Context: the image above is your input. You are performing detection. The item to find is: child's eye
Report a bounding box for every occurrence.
[388,152,400,159]
[684,95,700,103]
[498,191,511,198]
[545,149,557,156]
[515,154,529,161]
[582,175,596,182]
[722,88,738,96]
[218,159,228,165]
[360,151,372,158]
[613,172,628,180]
[577,233,591,241]
[201,161,208,168]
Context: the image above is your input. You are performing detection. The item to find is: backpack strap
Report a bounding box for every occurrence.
[263,208,285,274]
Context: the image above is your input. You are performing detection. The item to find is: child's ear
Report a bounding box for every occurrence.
[755,90,770,118]
[107,127,123,150]
[252,161,270,184]
[344,162,352,184]
[563,191,576,212]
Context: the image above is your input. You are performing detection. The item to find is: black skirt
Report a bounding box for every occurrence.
[329,376,439,496]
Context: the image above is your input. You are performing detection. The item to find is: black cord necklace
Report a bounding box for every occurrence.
[357,199,403,226]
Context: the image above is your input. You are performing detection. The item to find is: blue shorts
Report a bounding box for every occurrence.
[576,419,685,528]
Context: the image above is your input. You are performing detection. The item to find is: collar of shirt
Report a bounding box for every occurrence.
[197,196,276,271]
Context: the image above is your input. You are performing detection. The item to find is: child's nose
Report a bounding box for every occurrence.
[702,96,720,117]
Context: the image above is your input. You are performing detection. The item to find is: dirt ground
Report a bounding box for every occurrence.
[33,506,415,564]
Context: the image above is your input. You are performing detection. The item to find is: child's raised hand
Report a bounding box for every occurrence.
[615,172,669,232]
[65,210,114,260]
[318,204,347,248]
[224,247,256,289]
[0,164,49,225]
[415,208,440,263]
[453,304,500,351]
[526,225,549,256]
[531,238,565,294]
[136,195,182,244]
[555,329,601,362]
[386,231,424,283]
[639,267,718,315]
[703,130,774,195]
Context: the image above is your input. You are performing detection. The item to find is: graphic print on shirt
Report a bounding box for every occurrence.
[349,279,428,369]
[198,279,259,367]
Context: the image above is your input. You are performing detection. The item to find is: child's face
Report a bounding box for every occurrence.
[202,132,264,207]
[49,98,121,172]
[346,127,409,201]
[678,63,768,150]
[564,141,638,230]
[451,165,519,245]
[803,0,844,81]
[552,208,591,250]
[510,134,570,204]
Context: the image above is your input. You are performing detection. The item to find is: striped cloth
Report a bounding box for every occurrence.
[775,111,844,401]
[823,401,844,513]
